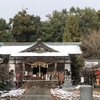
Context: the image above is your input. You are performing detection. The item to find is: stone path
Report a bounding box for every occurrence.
[19,87,53,100]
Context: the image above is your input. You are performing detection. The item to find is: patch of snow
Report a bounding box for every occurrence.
[74,85,81,89]
[1,88,26,98]
[93,94,100,98]
[51,87,100,100]
[50,88,80,100]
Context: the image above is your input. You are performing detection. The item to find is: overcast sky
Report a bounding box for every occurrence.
[0,0,100,22]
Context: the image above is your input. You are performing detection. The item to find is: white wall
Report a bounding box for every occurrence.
[65,64,71,71]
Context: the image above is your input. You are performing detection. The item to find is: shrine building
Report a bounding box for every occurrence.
[0,39,82,82]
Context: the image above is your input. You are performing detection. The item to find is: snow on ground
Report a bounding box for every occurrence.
[50,88,80,100]
[0,88,26,98]
[74,85,80,89]
[50,86,100,100]
[0,86,100,100]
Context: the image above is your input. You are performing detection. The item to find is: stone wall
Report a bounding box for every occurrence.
[22,80,57,89]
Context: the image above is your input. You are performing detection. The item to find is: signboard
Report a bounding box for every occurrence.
[81,77,84,83]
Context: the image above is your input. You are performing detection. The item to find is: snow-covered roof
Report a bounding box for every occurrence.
[49,45,82,55]
[0,41,82,57]
[85,61,99,68]
[0,46,29,54]
[11,52,68,57]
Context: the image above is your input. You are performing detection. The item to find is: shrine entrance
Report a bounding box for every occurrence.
[31,61,48,79]
[33,66,47,75]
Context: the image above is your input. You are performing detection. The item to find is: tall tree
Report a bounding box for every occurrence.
[0,31,14,42]
[0,18,14,42]
[78,8,99,35]
[70,55,84,85]
[96,10,100,29]
[42,10,68,42]
[63,15,81,42]
[0,18,9,31]
[9,10,41,42]
[70,7,76,14]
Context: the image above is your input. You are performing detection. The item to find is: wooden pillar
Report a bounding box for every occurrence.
[22,61,25,80]
[64,57,66,81]
[14,57,19,88]
[54,62,57,73]
[54,62,57,79]
[39,65,41,77]
[14,57,17,82]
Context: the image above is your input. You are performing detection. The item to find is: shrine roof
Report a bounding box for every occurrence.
[0,40,82,57]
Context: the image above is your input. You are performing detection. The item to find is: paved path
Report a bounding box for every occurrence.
[19,87,53,100]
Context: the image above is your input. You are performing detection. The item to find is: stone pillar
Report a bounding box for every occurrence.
[80,85,93,100]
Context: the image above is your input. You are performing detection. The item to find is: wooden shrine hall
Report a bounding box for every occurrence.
[0,39,82,83]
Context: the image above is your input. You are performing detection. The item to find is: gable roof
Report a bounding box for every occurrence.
[21,39,58,52]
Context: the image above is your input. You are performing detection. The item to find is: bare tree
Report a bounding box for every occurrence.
[81,29,100,59]
[0,65,9,85]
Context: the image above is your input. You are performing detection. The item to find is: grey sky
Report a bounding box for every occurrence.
[0,0,100,22]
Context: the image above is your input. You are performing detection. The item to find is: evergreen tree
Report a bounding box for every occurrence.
[63,15,81,42]
[9,10,41,42]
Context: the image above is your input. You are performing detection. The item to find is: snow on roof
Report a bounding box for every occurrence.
[11,52,68,57]
[50,45,82,54]
[0,46,30,54]
[85,61,99,68]
[0,43,82,57]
